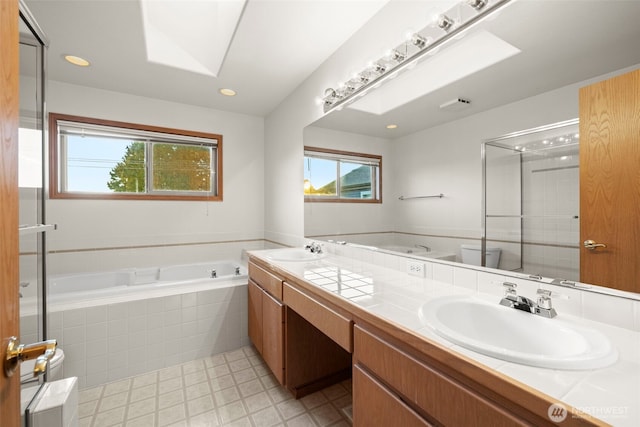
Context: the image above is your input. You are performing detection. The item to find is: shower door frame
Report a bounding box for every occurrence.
[18,0,51,423]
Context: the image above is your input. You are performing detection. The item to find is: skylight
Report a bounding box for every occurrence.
[348,31,521,115]
[140,0,246,77]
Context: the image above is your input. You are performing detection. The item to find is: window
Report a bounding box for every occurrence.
[304,146,381,203]
[49,113,222,201]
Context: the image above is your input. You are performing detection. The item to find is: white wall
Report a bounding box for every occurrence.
[263,0,434,248]
[391,82,580,239]
[46,81,265,274]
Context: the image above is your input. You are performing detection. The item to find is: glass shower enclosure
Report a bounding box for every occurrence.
[19,0,55,423]
[482,119,580,280]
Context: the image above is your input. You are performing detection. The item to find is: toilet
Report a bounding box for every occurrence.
[20,348,65,384]
[460,244,501,268]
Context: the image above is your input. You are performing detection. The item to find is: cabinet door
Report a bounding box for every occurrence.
[353,365,432,427]
[262,290,285,385]
[354,326,526,426]
[248,280,263,353]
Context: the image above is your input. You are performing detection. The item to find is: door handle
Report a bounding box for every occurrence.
[584,240,607,250]
[4,336,57,377]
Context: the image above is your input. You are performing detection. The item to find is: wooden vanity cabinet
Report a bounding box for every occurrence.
[247,280,263,353]
[248,263,285,384]
[248,261,351,394]
[353,324,529,427]
[249,255,605,426]
[248,258,353,397]
[353,365,432,427]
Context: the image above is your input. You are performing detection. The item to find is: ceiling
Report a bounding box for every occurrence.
[22,1,640,133]
[313,0,640,138]
[23,0,390,117]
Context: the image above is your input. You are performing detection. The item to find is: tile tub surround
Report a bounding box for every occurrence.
[251,248,640,427]
[48,281,250,390]
[79,346,353,427]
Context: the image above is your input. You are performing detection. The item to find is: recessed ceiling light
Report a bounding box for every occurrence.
[219,88,236,97]
[386,124,398,129]
[64,55,90,67]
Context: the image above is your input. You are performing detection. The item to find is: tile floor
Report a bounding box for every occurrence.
[79,346,353,427]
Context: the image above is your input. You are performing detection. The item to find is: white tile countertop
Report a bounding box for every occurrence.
[249,248,640,427]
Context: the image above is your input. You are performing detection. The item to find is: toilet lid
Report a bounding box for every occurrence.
[19,349,64,382]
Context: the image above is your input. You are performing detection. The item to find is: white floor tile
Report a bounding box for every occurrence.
[78,346,352,427]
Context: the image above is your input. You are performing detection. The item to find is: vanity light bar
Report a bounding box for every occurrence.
[321,0,513,113]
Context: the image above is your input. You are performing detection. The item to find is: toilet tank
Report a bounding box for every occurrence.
[460,244,501,268]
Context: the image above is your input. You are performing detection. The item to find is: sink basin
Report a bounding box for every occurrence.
[419,295,617,370]
[264,248,326,262]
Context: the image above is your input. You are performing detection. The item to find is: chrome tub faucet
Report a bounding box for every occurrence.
[304,242,323,254]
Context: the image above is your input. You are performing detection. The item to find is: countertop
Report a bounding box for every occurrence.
[249,248,640,427]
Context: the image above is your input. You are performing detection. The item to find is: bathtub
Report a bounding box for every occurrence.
[23,260,251,389]
[47,260,247,304]
[377,245,456,261]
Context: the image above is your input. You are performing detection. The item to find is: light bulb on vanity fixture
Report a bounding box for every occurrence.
[467,0,488,10]
[410,33,429,49]
[321,0,513,113]
[437,14,455,31]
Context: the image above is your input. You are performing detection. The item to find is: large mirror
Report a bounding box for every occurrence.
[304,0,640,292]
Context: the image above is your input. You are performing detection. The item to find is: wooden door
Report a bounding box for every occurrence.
[1,0,21,425]
[579,68,640,293]
[262,290,284,385]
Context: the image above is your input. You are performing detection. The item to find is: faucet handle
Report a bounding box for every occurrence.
[502,282,518,299]
[536,288,568,310]
[535,288,564,318]
[536,289,553,309]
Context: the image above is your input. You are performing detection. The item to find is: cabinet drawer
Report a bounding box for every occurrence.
[249,262,283,300]
[283,283,353,352]
[353,365,432,427]
[354,325,525,427]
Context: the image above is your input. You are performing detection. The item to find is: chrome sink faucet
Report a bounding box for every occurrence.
[304,242,323,254]
[499,282,558,318]
[415,244,431,252]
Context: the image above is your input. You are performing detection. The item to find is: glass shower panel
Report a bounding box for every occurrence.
[483,143,522,271]
[19,8,48,421]
[520,128,580,280]
[483,120,580,279]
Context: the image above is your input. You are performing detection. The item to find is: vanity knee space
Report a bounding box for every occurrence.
[248,260,353,398]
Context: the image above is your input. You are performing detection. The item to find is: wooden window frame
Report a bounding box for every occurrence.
[49,113,223,201]
[304,146,382,204]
